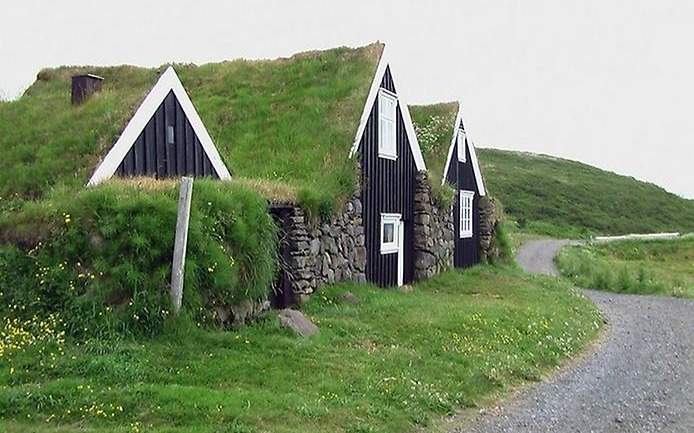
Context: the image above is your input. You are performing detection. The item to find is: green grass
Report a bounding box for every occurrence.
[0,44,382,215]
[0,266,601,433]
[0,179,277,338]
[478,149,694,236]
[557,236,694,298]
[409,102,458,187]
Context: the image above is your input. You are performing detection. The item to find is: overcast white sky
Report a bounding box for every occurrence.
[1,0,692,198]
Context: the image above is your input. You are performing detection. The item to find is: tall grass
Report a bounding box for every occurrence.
[557,237,694,298]
[0,179,277,337]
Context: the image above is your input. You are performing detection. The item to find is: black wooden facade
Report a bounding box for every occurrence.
[115,91,219,178]
[360,67,417,287]
[445,121,481,268]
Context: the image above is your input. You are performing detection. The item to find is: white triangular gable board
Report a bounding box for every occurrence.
[349,46,426,171]
[441,101,486,196]
[87,66,231,186]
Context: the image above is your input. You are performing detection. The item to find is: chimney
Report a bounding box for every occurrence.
[71,74,104,105]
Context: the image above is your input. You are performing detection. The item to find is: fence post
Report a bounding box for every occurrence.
[170,176,194,315]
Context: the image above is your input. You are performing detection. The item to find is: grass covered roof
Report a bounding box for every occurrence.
[409,101,459,186]
[0,43,384,212]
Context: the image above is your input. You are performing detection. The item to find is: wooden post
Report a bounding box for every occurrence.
[170,177,194,315]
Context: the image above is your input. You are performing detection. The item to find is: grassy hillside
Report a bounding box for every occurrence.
[478,149,694,236]
[558,236,694,298]
[0,266,600,433]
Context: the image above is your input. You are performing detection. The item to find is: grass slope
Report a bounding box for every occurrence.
[0,44,382,213]
[0,266,600,433]
[557,236,694,298]
[478,149,694,236]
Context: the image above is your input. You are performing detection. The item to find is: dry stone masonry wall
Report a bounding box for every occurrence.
[273,172,498,303]
[413,172,455,280]
[274,197,366,302]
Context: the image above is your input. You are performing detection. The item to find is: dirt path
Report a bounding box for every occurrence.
[448,240,694,433]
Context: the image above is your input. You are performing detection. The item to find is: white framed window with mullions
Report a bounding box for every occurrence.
[457,128,466,162]
[459,190,474,238]
[378,89,398,159]
[380,213,401,254]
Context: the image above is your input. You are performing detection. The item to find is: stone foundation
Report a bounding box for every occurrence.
[413,172,455,280]
[271,197,366,303]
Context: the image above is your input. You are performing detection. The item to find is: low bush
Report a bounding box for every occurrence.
[0,179,277,338]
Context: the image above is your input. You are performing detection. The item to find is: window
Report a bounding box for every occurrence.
[378,89,397,159]
[457,128,466,162]
[380,213,401,254]
[459,190,474,238]
[166,125,175,145]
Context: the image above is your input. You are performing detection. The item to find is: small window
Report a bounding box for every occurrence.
[378,89,397,159]
[459,190,474,238]
[457,129,466,162]
[166,125,175,145]
[380,213,401,254]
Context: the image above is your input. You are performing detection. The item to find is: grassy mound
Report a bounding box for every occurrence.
[409,103,459,208]
[0,266,600,433]
[478,149,694,237]
[409,102,458,186]
[557,236,694,298]
[0,44,382,215]
[0,179,277,337]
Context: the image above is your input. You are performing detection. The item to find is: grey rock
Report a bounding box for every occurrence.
[278,309,318,337]
[353,198,362,214]
[355,246,367,270]
[309,238,321,256]
[339,291,360,305]
[230,300,255,326]
[214,306,230,323]
[415,213,431,225]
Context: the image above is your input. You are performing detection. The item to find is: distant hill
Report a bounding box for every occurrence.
[477,149,694,236]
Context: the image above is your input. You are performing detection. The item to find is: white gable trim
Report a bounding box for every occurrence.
[468,138,486,196]
[87,66,231,186]
[349,46,426,171]
[441,101,486,196]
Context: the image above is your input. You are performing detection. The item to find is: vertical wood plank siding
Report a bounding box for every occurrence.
[445,120,481,268]
[115,91,219,179]
[360,67,417,287]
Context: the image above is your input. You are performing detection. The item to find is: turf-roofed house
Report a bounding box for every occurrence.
[234,42,451,304]
[0,43,474,332]
[411,101,497,268]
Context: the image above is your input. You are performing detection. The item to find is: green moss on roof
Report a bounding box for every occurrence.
[409,102,458,185]
[0,43,384,212]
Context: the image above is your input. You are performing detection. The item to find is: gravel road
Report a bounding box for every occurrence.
[448,239,694,433]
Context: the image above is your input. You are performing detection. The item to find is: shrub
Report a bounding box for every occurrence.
[0,179,277,338]
[490,220,513,264]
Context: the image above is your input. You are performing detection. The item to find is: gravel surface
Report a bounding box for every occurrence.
[448,240,694,433]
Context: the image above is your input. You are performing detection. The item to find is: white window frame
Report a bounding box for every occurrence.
[457,128,467,162]
[459,190,474,238]
[378,89,398,160]
[380,213,401,254]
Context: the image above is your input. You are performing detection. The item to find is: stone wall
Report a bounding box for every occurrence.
[413,172,455,280]
[479,196,502,262]
[272,197,366,303]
